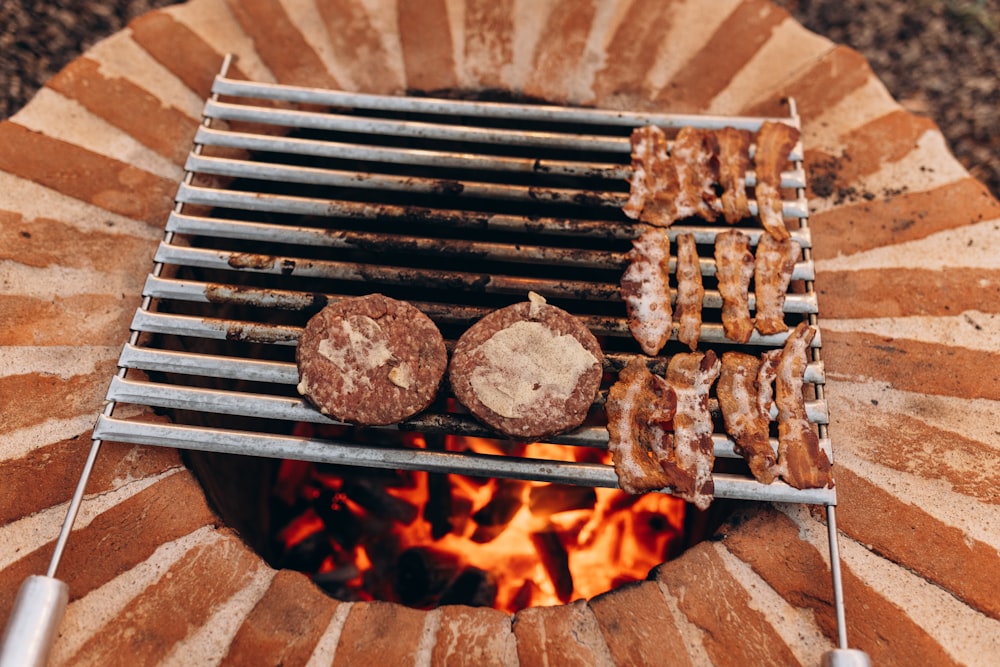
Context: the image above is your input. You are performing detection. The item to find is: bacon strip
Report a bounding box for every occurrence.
[621,228,672,356]
[717,127,752,223]
[756,348,782,419]
[718,352,778,484]
[714,230,755,343]
[754,121,799,241]
[607,358,678,494]
[671,127,722,221]
[774,322,833,489]
[663,351,721,510]
[623,126,677,226]
[673,233,703,351]
[754,232,800,335]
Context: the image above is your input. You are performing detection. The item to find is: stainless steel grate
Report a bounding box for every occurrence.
[87,63,834,507]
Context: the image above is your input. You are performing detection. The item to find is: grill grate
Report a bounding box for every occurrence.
[90,62,835,507]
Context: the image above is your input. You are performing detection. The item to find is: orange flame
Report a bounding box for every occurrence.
[274,425,686,613]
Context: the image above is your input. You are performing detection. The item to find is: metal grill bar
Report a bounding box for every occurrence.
[94,415,835,505]
[90,73,837,509]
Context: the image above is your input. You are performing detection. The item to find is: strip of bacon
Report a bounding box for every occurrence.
[673,233,703,351]
[754,121,799,241]
[623,125,678,226]
[664,351,721,510]
[754,231,800,335]
[774,322,834,489]
[621,228,672,356]
[717,127,752,223]
[671,127,722,222]
[714,230,755,343]
[756,348,782,419]
[607,358,678,494]
[718,352,778,484]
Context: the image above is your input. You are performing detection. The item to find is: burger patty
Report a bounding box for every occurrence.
[448,294,604,440]
[296,294,447,425]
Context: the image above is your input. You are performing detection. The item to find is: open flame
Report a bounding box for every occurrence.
[272,424,686,613]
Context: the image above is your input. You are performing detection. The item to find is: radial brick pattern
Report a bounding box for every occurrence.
[1,1,998,664]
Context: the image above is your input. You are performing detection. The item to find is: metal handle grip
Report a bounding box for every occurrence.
[0,575,68,667]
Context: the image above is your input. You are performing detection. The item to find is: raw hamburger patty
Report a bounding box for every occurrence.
[449,294,604,440]
[296,294,447,425]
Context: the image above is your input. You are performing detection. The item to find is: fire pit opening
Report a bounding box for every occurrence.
[129,80,768,614]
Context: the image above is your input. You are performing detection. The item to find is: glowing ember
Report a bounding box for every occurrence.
[272,424,686,613]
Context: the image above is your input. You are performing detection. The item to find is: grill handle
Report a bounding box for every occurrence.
[821,649,872,667]
[0,575,68,667]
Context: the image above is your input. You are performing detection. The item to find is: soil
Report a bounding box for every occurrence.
[1,0,997,196]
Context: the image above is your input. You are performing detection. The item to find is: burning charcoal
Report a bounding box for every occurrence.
[439,567,497,608]
[511,579,542,612]
[471,479,527,543]
[527,484,597,518]
[313,489,362,549]
[276,529,332,572]
[343,479,419,525]
[394,546,462,608]
[425,472,456,540]
[531,528,574,603]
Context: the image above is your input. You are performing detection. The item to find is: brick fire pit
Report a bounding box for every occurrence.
[2,0,999,665]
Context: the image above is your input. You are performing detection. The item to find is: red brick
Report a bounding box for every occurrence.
[0,294,138,347]
[523,0,597,102]
[513,599,614,667]
[316,0,401,93]
[655,0,789,113]
[332,601,429,666]
[224,568,340,664]
[0,430,179,526]
[0,472,217,629]
[128,10,240,99]
[720,505,964,664]
[46,57,199,165]
[397,0,458,93]
[66,533,265,666]
[431,605,516,667]
[592,0,681,106]
[224,0,340,89]
[809,177,1000,260]
[0,122,175,226]
[653,542,801,667]
[818,267,1000,319]
[589,580,692,667]
[742,45,873,120]
[822,330,1000,401]
[462,0,515,90]
[835,467,1000,622]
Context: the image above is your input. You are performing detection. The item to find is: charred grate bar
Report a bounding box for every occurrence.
[86,66,833,506]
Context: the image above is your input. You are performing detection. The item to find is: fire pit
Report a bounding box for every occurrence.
[2,1,999,665]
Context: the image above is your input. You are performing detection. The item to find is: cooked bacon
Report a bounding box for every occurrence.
[621,228,673,356]
[754,232,800,335]
[714,230,755,343]
[718,352,778,484]
[756,348,782,418]
[623,126,678,226]
[663,351,721,510]
[774,322,833,489]
[717,127,752,223]
[673,233,703,351]
[754,121,799,241]
[607,358,678,494]
[671,127,722,221]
